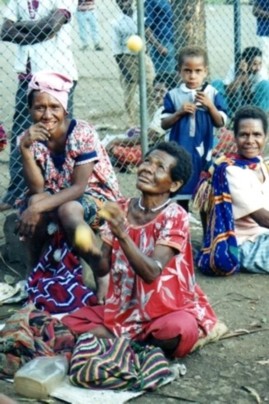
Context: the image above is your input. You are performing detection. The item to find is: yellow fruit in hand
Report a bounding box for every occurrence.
[126,35,143,53]
[98,207,112,221]
[74,224,92,252]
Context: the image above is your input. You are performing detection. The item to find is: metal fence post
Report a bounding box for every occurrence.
[234,0,241,75]
[137,0,148,157]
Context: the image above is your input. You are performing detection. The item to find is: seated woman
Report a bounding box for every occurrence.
[62,141,227,358]
[16,70,122,313]
[195,105,269,275]
[212,47,269,117]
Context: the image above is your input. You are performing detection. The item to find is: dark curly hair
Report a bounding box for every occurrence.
[233,105,268,136]
[146,141,192,186]
[241,46,262,66]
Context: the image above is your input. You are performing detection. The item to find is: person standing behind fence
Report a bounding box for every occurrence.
[161,46,228,213]
[76,0,103,51]
[253,0,269,74]
[112,0,156,128]
[144,0,177,89]
[0,0,78,212]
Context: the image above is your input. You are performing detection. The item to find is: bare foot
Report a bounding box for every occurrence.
[91,325,114,338]
[96,274,109,304]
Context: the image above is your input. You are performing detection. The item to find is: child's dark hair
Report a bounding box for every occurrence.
[233,105,268,136]
[241,46,262,66]
[178,46,209,69]
[146,141,192,186]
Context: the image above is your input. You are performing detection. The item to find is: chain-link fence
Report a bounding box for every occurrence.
[0,0,267,244]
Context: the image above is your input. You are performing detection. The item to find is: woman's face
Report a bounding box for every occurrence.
[235,118,266,159]
[136,149,180,194]
[29,91,66,134]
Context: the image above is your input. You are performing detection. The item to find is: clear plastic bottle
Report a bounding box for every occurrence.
[14,355,68,399]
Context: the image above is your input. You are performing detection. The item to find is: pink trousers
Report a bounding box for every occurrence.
[62,306,199,357]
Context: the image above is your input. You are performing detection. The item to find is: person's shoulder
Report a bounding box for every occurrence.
[169,85,182,94]
[205,83,219,96]
[165,86,181,99]
[71,119,99,140]
[163,201,189,219]
[75,119,96,131]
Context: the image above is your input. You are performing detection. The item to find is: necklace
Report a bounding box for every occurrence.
[138,197,171,213]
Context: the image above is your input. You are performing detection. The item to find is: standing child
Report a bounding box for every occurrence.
[161,46,228,212]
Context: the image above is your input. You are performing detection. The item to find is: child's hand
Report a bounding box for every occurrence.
[180,103,196,115]
[195,92,213,109]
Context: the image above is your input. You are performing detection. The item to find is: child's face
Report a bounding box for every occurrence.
[179,56,208,89]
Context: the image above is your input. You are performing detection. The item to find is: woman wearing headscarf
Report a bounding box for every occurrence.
[16,70,122,313]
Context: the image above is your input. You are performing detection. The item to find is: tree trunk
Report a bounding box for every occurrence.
[171,0,207,52]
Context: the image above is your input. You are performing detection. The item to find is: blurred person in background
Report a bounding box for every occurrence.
[0,0,78,212]
[76,0,103,51]
[212,46,269,117]
[253,0,269,73]
[106,80,168,172]
[144,0,177,89]
[112,0,164,127]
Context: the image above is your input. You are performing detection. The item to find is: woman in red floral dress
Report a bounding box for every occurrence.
[62,141,225,357]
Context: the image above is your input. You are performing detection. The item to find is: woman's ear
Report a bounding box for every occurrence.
[170,180,183,194]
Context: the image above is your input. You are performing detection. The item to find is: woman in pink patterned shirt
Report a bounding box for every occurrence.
[17,70,121,269]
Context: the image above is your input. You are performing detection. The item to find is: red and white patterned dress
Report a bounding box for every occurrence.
[101,199,217,339]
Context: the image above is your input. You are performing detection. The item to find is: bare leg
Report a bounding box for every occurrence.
[95,274,109,304]
[90,325,115,338]
[58,202,107,301]
[23,193,52,267]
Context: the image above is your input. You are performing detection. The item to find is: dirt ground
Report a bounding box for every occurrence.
[0,211,269,404]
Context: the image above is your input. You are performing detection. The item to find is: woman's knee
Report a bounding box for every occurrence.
[58,201,83,227]
[146,311,199,357]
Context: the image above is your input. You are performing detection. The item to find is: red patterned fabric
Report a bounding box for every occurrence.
[0,124,7,151]
[62,199,218,357]
[0,304,75,377]
[112,145,142,166]
[213,127,237,158]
